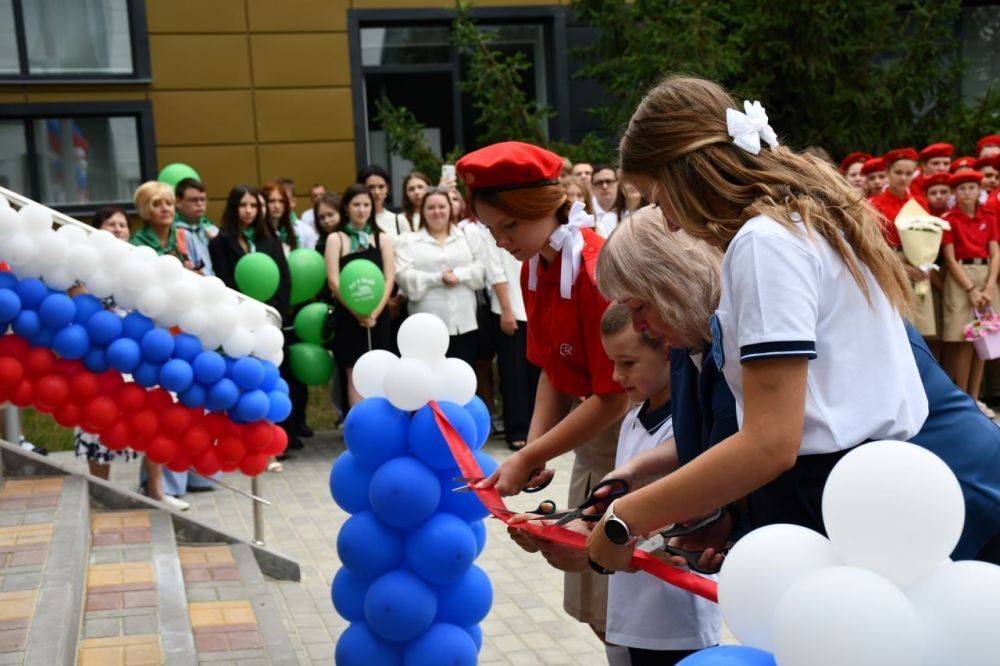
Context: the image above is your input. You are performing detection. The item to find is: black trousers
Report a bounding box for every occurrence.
[492,313,540,444]
[628,647,700,665]
[447,330,480,368]
[748,447,854,533]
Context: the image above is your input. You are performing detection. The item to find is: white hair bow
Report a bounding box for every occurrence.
[726,100,779,155]
[527,201,595,300]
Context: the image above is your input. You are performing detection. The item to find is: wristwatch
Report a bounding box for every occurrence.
[603,499,633,546]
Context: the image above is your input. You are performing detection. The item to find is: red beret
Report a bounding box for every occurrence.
[922,173,951,190]
[839,152,872,172]
[861,157,886,175]
[919,143,954,161]
[456,141,563,194]
[974,155,999,171]
[883,148,919,166]
[976,134,1000,154]
[949,170,983,188]
[952,156,977,172]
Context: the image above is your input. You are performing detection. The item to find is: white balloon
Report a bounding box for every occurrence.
[178,307,210,337]
[211,304,238,339]
[718,524,840,650]
[99,238,131,274]
[153,254,184,283]
[773,566,923,666]
[221,291,240,308]
[85,227,115,250]
[57,223,89,246]
[265,349,284,366]
[6,233,38,273]
[253,325,284,359]
[907,560,1000,666]
[353,350,399,398]
[86,270,116,299]
[42,266,77,291]
[0,195,9,209]
[18,203,52,235]
[433,357,477,405]
[132,245,158,263]
[199,276,228,306]
[397,313,450,362]
[137,286,168,319]
[237,300,268,329]
[0,207,17,239]
[68,244,100,281]
[384,358,434,411]
[222,326,256,358]
[199,329,223,351]
[34,230,68,271]
[822,440,964,587]
[165,273,197,305]
[120,257,155,290]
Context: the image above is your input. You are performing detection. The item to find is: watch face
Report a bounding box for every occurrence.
[605,518,630,545]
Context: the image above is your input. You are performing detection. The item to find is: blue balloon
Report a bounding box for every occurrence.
[335,622,402,666]
[28,327,53,349]
[171,333,202,362]
[331,567,369,622]
[106,338,142,373]
[133,361,162,388]
[0,272,16,290]
[14,278,48,310]
[470,520,486,557]
[369,457,441,529]
[236,389,269,422]
[275,378,289,395]
[403,623,477,666]
[405,513,476,585]
[12,310,41,339]
[192,351,226,385]
[408,402,478,470]
[71,294,103,326]
[0,288,20,323]
[178,383,207,408]
[159,359,194,393]
[205,378,240,411]
[82,346,108,373]
[364,570,437,643]
[259,361,280,392]
[53,324,89,359]
[86,310,122,345]
[140,328,174,362]
[38,293,76,330]
[464,624,482,653]
[464,396,491,448]
[434,565,492,627]
[330,451,374,514]
[436,452,499,522]
[336,511,404,580]
[266,391,292,423]
[231,357,265,390]
[677,646,777,666]
[121,311,155,341]
[344,398,411,468]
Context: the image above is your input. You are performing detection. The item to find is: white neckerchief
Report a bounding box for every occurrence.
[527,201,595,299]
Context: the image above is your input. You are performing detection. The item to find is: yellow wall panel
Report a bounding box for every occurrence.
[247,0,348,32]
[151,91,256,145]
[24,90,147,102]
[250,34,350,88]
[254,88,354,142]
[150,35,251,90]
[206,199,228,223]
[0,93,29,103]
[156,144,259,199]
[257,141,357,195]
[145,0,247,33]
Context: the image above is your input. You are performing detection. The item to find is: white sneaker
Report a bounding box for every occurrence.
[976,400,996,419]
[160,495,190,512]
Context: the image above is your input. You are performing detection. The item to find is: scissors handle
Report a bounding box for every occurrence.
[580,478,630,510]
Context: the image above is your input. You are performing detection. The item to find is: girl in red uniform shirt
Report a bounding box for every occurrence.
[456,142,630,639]
[941,170,1000,398]
[839,151,871,191]
[862,157,887,197]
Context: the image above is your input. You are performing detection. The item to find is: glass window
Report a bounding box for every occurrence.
[32,116,141,205]
[0,121,28,194]
[0,1,19,74]
[361,26,452,67]
[961,7,1000,102]
[22,0,133,75]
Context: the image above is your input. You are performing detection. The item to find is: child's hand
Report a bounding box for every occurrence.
[476,451,552,496]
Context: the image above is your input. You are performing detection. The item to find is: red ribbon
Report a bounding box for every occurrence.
[429,401,719,603]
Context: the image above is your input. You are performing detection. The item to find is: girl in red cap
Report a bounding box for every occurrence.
[839,152,871,191]
[457,141,630,641]
[861,157,887,197]
[912,143,954,199]
[976,134,1000,159]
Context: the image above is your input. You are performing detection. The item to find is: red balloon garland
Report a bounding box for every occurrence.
[0,334,286,475]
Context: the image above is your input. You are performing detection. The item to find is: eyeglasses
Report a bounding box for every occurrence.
[593,178,618,188]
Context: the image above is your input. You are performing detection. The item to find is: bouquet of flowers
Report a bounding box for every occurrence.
[895,200,950,297]
[964,309,1000,360]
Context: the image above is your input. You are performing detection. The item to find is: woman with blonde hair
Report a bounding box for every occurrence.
[130,181,193,266]
[587,75,930,571]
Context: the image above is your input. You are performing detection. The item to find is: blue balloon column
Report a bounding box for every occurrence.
[331,395,496,665]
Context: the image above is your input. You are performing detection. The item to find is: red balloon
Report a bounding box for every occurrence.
[160,405,194,438]
[24,348,55,378]
[147,388,173,412]
[215,435,245,465]
[36,375,70,410]
[267,426,289,456]
[101,421,130,451]
[0,357,24,389]
[84,396,119,433]
[117,384,147,413]
[180,425,211,457]
[53,402,82,428]
[238,453,268,477]
[9,379,35,408]
[55,359,85,378]
[194,450,221,476]
[243,421,273,452]
[69,373,100,405]
[129,409,159,440]
[220,461,238,473]
[202,412,230,439]
[96,370,125,397]
[146,436,177,464]
[166,450,192,473]
[0,334,30,358]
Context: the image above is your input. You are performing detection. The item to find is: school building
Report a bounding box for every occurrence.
[0,0,996,220]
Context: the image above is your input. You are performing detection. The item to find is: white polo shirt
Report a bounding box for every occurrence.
[713,214,928,455]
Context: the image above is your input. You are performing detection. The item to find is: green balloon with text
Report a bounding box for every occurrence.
[289,342,334,385]
[287,248,327,305]
[339,259,385,317]
[234,252,280,302]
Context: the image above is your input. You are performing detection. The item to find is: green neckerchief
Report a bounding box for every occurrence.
[241,226,256,253]
[342,222,372,252]
[290,211,299,223]
[130,224,179,257]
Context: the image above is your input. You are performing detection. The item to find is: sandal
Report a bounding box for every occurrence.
[267,461,284,473]
[507,440,527,451]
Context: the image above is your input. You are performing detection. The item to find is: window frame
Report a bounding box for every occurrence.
[0,0,151,84]
[0,100,157,217]
[347,6,570,173]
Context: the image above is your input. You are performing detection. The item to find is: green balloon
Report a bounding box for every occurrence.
[287,248,327,304]
[339,259,385,317]
[294,302,333,344]
[289,342,333,385]
[157,163,201,188]
[234,253,280,302]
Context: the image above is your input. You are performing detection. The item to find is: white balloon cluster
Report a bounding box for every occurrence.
[718,440,999,666]
[0,198,284,364]
[353,313,477,411]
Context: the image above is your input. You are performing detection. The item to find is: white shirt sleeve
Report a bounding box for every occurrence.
[726,227,821,363]
[394,238,444,301]
[451,237,486,290]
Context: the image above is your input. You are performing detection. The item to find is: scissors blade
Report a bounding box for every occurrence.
[553,509,583,526]
[637,533,666,553]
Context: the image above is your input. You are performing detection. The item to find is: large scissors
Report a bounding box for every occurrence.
[452,472,554,494]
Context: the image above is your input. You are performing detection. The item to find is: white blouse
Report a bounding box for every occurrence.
[395,227,489,335]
